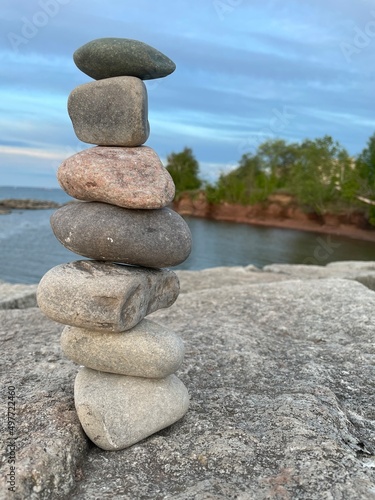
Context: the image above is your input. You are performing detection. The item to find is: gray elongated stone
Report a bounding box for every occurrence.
[68,76,149,146]
[57,146,175,209]
[74,368,189,451]
[50,202,192,268]
[60,319,185,378]
[37,261,179,332]
[73,37,176,80]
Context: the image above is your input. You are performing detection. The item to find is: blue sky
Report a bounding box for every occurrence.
[1,0,375,187]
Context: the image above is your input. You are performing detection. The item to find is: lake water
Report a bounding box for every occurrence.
[0,186,375,284]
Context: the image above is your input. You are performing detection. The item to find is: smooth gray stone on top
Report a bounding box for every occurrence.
[68,76,149,146]
[37,261,179,332]
[50,202,192,268]
[73,38,176,80]
[74,368,189,451]
[60,319,185,378]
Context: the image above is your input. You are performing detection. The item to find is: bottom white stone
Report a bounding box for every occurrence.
[74,367,190,451]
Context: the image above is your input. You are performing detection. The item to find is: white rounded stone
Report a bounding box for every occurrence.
[74,368,190,450]
[61,319,185,378]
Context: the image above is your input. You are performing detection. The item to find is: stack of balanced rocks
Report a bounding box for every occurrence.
[37,38,192,451]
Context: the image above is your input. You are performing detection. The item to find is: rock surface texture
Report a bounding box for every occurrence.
[2,266,375,499]
[57,146,175,209]
[68,76,150,146]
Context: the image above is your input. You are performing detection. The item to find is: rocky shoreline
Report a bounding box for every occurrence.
[0,199,62,214]
[173,192,375,242]
[1,262,375,499]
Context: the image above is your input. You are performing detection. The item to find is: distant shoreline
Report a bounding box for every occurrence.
[0,199,62,214]
[178,210,375,243]
[3,195,375,244]
[173,193,375,243]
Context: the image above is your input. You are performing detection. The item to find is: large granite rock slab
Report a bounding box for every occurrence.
[37,261,179,332]
[0,308,87,500]
[71,278,375,499]
[74,369,189,451]
[61,319,185,378]
[57,146,175,209]
[327,260,375,271]
[73,37,176,81]
[0,282,37,309]
[68,76,149,146]
[3,260,375,311]
[264,261,375,291]
[175,265,292,293]
[2,272,375,499]
[50,203,192,268]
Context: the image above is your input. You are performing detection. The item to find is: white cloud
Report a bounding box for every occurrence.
[0,146,63,160]
[1,0,374,186]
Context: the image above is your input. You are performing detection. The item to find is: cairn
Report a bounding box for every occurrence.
[37,38,191,451]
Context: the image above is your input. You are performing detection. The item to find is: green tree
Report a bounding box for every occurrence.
[206,139,303,205]
[290,136,351,214]
[166,147,202,194]
[356,133,375,201]
[206,153,271,205]
[336,149,359,203]
[256,139,301,188]
[203,134,374,220]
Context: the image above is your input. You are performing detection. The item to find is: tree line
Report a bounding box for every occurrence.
[166,133,375,224]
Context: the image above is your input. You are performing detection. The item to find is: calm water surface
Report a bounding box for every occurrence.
[0,187,374,283]
[180,216,375,270]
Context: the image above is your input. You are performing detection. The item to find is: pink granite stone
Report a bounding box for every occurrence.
[57,146,175,209]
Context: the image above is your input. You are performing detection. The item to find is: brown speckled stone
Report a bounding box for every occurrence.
[57,146,175,209]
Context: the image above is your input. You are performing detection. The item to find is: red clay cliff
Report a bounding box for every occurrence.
[173,192,375,243]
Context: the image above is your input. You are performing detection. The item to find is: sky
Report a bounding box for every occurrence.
[1,0,375,187]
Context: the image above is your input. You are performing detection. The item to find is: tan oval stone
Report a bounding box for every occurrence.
[68,76,149,146]
[57,146,175,209]
[60,319,185,378]
[37,261,179,332]
[74,368,190,450]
